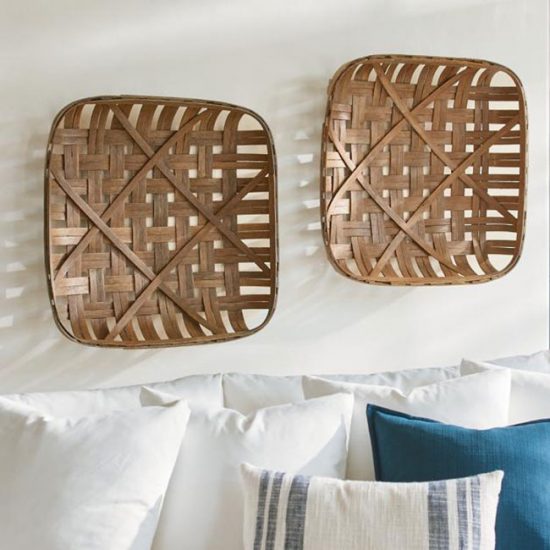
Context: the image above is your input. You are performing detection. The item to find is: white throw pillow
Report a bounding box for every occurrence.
[324,364,461,392]
[303,369,511,480]
[0,396,190,550]
[487,349,550,372]
[142,388,354,550]
[461,359,550,424]
[241,464,503,550]
[223,373,304,414]
[223,366,461,414]
[1,373,222,415]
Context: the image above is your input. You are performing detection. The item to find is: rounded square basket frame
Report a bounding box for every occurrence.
[45,95,278,348]
[321,54,527,286]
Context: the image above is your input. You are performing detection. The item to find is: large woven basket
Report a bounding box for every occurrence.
[45,96,277,347]
[321,55,527,285]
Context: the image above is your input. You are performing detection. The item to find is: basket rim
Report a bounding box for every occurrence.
[326,54,527,102]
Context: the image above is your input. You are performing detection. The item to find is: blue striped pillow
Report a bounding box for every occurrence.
[241,463,503,549]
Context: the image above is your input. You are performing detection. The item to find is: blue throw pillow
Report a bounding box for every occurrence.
[367,405,550,550]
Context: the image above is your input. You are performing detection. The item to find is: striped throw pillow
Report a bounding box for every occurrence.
[241,464,503,550]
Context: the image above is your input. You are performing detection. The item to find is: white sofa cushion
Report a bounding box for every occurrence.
[1,373,223,415]
[461,359,550,424]
[241,464,503,550]
[303,369,511,480]
[223,366,462,414]
[0,396,190,550]
[143,388,353,550]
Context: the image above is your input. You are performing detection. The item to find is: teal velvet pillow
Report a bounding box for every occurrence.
[367,405,550,550]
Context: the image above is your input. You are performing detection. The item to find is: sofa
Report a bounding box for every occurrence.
[1,349,549,550]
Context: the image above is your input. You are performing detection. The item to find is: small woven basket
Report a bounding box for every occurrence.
[321,55,527,285]
[45,96,277,347]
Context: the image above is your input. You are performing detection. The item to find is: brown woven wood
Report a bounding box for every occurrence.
[45,96,278,347]
[321,55,527,285]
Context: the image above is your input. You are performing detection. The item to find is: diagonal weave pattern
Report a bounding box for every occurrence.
[45,96,277,347]
[321,55,527,285]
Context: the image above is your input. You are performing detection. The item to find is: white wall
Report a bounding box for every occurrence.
[0,0,548,393]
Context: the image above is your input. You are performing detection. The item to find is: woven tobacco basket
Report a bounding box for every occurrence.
[321,55,527,285]
[45,96,278,347]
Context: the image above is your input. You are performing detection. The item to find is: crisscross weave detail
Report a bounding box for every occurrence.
[46,96,277,347]
[321,55,527,285]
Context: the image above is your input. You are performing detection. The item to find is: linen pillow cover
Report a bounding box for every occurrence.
[241,464,503,550]
[0,397,190,550]
[303,369,511,480]
[368,405,550,550]
[461,359,550,423]
[142,388,354,550]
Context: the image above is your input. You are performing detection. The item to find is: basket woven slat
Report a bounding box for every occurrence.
[321,55,527,285]
[45,96,277,347]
